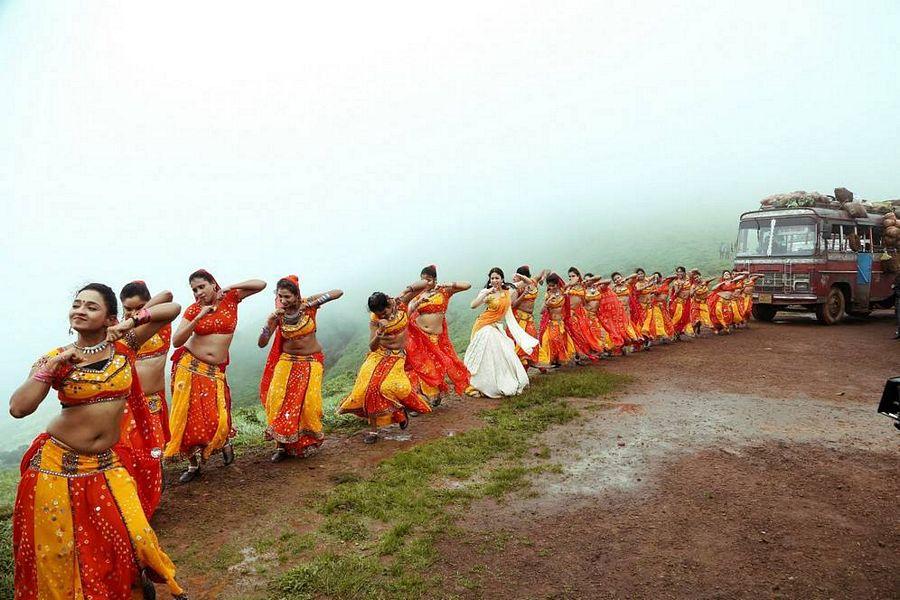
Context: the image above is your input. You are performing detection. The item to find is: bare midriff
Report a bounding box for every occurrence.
[281,333,323,356]
[46,400,126,454]
[185,332,234,365]
[415,312,445,335]
[135,354,167,394]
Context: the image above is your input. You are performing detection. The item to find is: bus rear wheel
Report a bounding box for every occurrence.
[815,287,845,325]
[751,304,777,322]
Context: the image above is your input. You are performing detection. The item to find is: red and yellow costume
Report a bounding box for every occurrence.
[585,286,620,352]
[13,342,183,599]
[596,284,632,350]
[612,283,643,343]
[730,280,747,324]
[635,282,660,339]
[643,283,675,340]
[628,280,652,339]
[259,304,325,456]
[118,324,171,517]
[565,285,605,355]
[741,277,756,319]
[690,280,715,330]
[668,280,694,336]
[511,286,540,364]
[538,292,575,365]
[405,288,470,399]
[708,281,737,331]
[165,289,241,461]
[338,302,432,426]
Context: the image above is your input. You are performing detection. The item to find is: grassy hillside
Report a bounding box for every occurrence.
[0,225,736,598]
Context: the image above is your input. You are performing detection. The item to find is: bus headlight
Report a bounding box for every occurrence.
[793,275,810,292]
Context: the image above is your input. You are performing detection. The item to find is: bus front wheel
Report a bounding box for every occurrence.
[751,304,777,322]
[815,287,845,325]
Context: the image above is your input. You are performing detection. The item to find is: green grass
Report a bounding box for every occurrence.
[0,469,16,520]
[0,517,11,600]
[269,368,626,599]
[0,468,15,600]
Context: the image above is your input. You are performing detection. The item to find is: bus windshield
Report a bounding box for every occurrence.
[735,216,817,257]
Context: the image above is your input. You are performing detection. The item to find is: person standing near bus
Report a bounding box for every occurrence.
[893,273,899,340]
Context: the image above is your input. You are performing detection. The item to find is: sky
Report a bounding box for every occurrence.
[1,1,898,443]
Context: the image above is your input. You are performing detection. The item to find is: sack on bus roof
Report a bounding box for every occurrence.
[759,190,830,208]
[868,201,894,214]
[834,187,854,203]
[843,201,868,218]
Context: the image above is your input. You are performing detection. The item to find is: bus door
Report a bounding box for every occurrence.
[856,251,872,309]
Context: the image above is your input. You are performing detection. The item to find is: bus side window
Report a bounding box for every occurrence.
[857,226,871,252]
[872,225,884,252]
[829,224,844,252]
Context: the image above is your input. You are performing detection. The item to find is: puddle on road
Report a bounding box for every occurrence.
[532,390,897,504]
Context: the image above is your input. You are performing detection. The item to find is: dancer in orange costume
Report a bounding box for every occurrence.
[259,275,343,462]
[668,266,694,339]
[646,272,676,342]
[611,272,644,350]
[565,267,604,360]
[632,269,660,345]
[537,273,577,366]
[405,265,473,404]
[9,283,185,599]
[628,269,655,348]
[689,269,716,335]
[583,273,622,356]
[738,273,762,326]
[338,282,433,444]
[510,266,548,368]
[708,271,747,334]
[598,275,638,354]
[166,270,266,483]
[118,280,173,518]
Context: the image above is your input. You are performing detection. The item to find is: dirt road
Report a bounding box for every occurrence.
[154,313,899,598]
[436,313,900,599]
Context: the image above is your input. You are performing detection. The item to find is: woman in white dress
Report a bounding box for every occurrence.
[464,267,539,397]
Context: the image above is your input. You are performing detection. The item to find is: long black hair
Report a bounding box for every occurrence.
[484,266,510,289]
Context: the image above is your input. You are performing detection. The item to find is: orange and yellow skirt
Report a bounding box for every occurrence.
[119,390,167,517]
[13,435,183,600]
[405,324,470,400]
[709,296,734,330]
[513,309,540,364]
[264,353,325,456]
[538,320,575,365]
[338,349,432,427]
[642,304,674,339]
[587,313,617,352]
[692,299,714,329]
[669,298,693,336]
[731,298,747,324]
[165,351,233,461]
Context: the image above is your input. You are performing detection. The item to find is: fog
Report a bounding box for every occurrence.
[1,1,898,448]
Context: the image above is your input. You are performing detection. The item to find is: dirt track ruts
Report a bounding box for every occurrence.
[152,312,900,599]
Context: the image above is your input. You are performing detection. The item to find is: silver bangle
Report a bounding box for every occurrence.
[261,325,271,337]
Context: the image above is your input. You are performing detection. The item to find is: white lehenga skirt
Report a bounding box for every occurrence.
[464,309,539,398]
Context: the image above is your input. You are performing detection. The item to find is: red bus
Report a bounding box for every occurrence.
[733,206,895,324]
